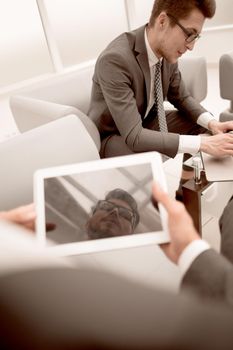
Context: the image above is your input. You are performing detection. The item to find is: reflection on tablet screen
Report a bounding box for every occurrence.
[44,163,162,245]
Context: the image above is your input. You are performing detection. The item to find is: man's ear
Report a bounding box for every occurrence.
[157,11,169,28]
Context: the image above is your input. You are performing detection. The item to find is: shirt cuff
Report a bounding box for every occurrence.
[178,239,210,277]
[197,112,216,130]
[178,135,201,154]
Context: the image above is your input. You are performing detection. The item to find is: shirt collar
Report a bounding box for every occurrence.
[144,27,161,68]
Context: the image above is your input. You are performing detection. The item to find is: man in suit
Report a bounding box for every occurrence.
[1,192,233,349]
[88,0,233,189]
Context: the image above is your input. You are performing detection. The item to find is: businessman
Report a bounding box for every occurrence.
[1,193,233,349]
[88,0,233,191]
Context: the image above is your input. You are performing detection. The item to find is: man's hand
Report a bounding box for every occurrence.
[0,203,36,231]
[200,133,233,157]
[152,184,200,264]
[208,120,233,135]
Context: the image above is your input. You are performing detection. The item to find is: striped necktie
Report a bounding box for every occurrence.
[154,61,168,133]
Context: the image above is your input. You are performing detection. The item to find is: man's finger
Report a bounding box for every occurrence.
[152,183,177,213]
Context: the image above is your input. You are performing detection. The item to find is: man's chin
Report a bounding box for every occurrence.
[166,56,178,64]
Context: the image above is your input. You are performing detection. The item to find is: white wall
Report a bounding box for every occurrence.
[185,26,233,64]
[205,0,233,27]
[0,0,54,89]
[125,0,153,29]
[42,0,128,68]
[0,0,233,95]
[186,0,233,64]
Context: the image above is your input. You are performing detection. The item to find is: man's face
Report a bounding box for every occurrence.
[86,198,136,239]
[151,9,205,64]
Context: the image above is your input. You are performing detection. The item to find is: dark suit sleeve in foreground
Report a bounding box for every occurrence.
[219,197,233,264]
[1,266,233,349]
[181,249,233,306]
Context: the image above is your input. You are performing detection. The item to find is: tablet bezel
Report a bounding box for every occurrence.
[34,152,169,256]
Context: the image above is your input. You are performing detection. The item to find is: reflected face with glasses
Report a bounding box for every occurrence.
[86,189,139,240]
[147,8,205,64]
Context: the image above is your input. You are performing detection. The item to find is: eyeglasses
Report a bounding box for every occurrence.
[94,200,136,226]
[167,13,201,43]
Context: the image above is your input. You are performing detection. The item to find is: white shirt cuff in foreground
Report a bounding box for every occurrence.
[197,112,216,130]
[178,239,210,277]
[178,135,201,154]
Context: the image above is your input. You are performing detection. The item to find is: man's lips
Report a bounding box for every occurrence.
[178,50,186,56]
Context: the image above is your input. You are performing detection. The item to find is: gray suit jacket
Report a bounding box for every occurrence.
[88,25,206,158]
[182,249,233,307]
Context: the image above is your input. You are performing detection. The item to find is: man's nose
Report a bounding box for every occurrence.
[185,40,195,51]
[109,207,119,216]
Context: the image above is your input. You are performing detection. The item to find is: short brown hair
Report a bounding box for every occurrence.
[148,0,216,27]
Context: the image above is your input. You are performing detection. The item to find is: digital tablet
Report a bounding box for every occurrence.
[34,152,169,256]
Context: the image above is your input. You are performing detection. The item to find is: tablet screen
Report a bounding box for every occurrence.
[34,152,169,255]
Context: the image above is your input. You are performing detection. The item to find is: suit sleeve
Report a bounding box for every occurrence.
[96,53,179,158]
[181,249,233,307]
[219,197,233,264]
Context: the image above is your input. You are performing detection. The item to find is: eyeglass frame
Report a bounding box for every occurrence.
[167,13,201,43]
[93,199,137,228]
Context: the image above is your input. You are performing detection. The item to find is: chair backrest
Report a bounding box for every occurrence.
[10,96,101,151]
[11,56,207,118]
[13,64,95,114]
[0,115,100,210]
[178,56,207,102]
[219,51,233,121]
[219,51,233,103]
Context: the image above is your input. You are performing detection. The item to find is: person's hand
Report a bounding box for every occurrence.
[208,120,233,135]
[152,183,200,264]
[0,203,36,231]
[200,133,233,157]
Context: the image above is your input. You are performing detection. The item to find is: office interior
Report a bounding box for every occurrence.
[0,0,233,290]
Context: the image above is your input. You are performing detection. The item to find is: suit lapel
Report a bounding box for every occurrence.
[161,60,170,99]
[134,26,151,106]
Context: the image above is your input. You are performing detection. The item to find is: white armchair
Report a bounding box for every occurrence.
[219,51,233,122]
[10,65,94,131]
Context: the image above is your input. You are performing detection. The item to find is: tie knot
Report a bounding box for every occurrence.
[156,61,161,69]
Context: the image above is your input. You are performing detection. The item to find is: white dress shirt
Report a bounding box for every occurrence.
[144,29,216,155]
[178,239,210,277]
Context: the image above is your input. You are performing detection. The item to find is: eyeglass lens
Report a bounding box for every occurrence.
[167,13,200,43]
[96,200,134,222]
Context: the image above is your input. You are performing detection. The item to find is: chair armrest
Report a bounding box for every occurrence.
[10,95,78,131]
[10,95,100,151]
[0,115,100,210]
